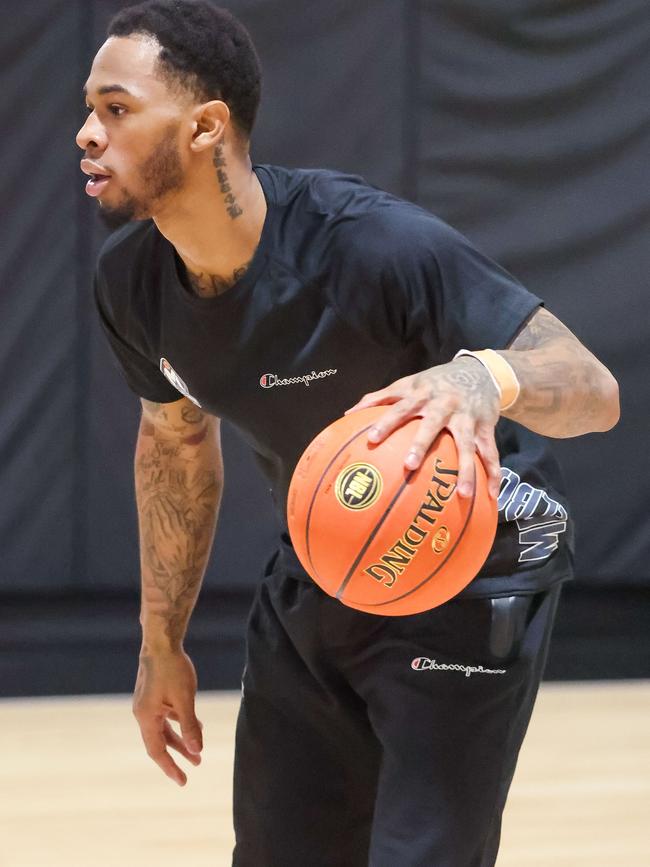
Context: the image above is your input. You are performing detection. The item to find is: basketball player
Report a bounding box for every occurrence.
[77,3,619,865]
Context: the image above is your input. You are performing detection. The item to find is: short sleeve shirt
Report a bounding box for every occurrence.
[94,164,574,596]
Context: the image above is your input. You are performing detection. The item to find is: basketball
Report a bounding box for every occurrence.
[287,406,498,615]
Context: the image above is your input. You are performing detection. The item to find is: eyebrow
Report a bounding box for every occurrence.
[83,84,138,98]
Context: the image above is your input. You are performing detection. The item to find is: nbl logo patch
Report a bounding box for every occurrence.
[335,463,383,511]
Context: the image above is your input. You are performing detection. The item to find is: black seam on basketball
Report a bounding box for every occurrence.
[347,464,478,608]
[304,423,376,582]
[335,471,416,600]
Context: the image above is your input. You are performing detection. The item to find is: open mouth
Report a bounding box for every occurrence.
[85,174,111,197]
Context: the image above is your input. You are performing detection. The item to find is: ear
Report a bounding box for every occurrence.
[190,99,231,152]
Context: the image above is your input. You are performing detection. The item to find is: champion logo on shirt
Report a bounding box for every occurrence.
[160,357,202,407]
[259,368,338,389]
[410,657,507,677]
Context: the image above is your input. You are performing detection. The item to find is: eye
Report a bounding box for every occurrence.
[108,105,126,116]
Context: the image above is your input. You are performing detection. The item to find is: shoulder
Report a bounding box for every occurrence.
[96,220,159,278]
[260,163,461,264]
[257,163,390,219]
[94,220,165,320]
[324,192,521,300]
[327,193,464,282]
[93,221,169,352]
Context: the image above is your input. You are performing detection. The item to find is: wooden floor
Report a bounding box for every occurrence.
[0,682,647,866]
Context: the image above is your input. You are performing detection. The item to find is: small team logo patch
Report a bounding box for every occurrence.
[159,358,201,407]
[335,463,383,511]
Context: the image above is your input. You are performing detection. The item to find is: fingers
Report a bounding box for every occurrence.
[366,395,433,447]
[345,393,398,415]
[402,413,445,470]
[138,715,189,787]
[163,720,202,766]
[446,417,477,498]
[135,697,203,786]
[135,708,204,786]
[401,413,500,501]
[178,707,204,756]
[345,379,500,500]
[474,422,502,500]
[345,380,409,415]
[167,708,204,733]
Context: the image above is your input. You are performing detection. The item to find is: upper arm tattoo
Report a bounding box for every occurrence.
[141,399,172,422]
[508,307,576,351]
[140,398,212,446]
[500,306,618,436]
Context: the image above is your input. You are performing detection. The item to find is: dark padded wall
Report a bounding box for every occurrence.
[1,1,648,607]
[413,0,650,586]
[1,1,81,589]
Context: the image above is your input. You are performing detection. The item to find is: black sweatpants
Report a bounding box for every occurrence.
[232,549,562,867]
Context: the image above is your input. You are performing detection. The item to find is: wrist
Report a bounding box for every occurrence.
[140,637,183,656]
[140,619,184,654]
[453,348,520,411]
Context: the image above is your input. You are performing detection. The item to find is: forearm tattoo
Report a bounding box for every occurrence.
[135,413,222,646]
[501,308,618,437]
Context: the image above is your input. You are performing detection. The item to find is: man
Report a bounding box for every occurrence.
[77,2,619,865]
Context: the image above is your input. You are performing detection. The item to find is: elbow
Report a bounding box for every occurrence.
[597,373,620,432]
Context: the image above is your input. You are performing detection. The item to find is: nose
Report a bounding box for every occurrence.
[76,110,107,152]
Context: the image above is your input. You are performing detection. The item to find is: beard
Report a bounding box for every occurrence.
[98,121,185,231]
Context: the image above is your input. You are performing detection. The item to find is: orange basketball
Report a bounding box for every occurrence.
[287,406,498,616]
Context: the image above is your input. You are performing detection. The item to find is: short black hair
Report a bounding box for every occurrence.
[108,0,261,137]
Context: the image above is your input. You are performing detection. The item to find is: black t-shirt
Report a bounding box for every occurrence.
[94,164,574,596]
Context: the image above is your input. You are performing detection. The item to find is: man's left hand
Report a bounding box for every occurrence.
[345,358,501,499]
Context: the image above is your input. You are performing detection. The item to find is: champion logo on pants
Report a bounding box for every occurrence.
[411,657,507,677]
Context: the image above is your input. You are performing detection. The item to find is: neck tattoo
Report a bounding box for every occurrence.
[184,143,251,296]
[213,143,243,220]
[186,261,251,298]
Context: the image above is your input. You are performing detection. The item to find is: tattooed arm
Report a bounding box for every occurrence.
[133,396,223,786]
[136,396,223,649]
[500,307,619,436]
[347,307,619,500]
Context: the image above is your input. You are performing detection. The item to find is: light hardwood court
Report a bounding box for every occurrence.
[0,682,648,867]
